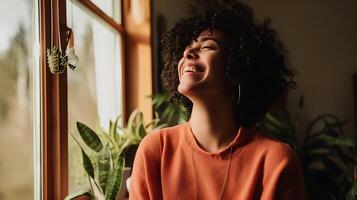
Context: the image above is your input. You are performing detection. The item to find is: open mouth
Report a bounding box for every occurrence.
[182,65,205,75]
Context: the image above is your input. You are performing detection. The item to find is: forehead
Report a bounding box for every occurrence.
[187,29,226,48]
[197,29,225,41]
[189,29,224,46]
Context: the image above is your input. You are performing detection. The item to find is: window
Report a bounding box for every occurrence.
[66,0,123,193]
[38,0,152,199]
[0,0,40,199]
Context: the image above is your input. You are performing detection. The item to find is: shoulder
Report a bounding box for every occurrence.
[155,123,187,137]
[249,132,307,199]
[137,123,187,156]
[249,130,299,165]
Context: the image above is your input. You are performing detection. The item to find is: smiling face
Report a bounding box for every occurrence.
[177,29,228,99]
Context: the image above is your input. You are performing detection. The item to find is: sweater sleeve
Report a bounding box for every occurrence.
[129,132,163,200]
[261,144,307,200]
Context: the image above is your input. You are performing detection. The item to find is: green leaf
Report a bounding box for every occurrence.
[98,144,111,193]
[325,155,348,171]
[101,131,118,150]
[305,114,346,137]
[138,123,147,139]
[346,180,357,200]
[64,190,92,200]
[118,138,135,154]
[109,120,113,134]
[81,149,95,179]
[127,109,139,135]
[306,160,326,171]
[308,148,332,156]
[304,134,355,149]
[131,111,144,138]
[77,122,103,152]
[111,116,121,144]
[105,154,125,200]
[265,113,285,130]
[152,93,170,109]
[308,121,348,137]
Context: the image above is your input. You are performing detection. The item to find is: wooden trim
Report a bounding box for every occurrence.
[74,0,125,35]
[122,0,153,122]
[40,0,68,199]
[121,32,127,123]
[40,0,128,197]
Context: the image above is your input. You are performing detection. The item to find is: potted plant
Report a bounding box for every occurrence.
[258,97,357,200]
[65,109,164,200]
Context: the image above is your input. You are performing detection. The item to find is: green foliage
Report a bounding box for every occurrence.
[64,190,93,200]
[77,122,103,152]
[346,180,357,200]
[259,96,357,200]
[97,144,111,192]
[104,154,125,200]
[81,148,95,179]
[151,93,188,126]
[66,109,161,200]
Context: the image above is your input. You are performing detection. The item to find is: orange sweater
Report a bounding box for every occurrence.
[130,122,306,200]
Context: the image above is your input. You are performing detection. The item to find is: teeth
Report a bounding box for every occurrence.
[183,65,202,74]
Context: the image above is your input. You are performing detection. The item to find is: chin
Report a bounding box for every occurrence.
[178,84,202,98]
[178,85,188,95]
[178,84,192,95]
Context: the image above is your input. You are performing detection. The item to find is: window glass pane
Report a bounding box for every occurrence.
[67,1,123,193]
[0,0,36,199]
[90,0,121,23]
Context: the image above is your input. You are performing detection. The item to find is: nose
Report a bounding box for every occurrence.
[183,47,198,60]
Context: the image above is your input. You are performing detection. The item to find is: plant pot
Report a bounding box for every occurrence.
[124,145,139,168]
[117,167,132,200]
[73,195,91,200]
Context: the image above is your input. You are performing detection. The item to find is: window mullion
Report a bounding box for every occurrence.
[40,0,68,199]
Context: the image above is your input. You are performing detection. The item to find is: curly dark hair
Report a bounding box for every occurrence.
[161,0,295,127]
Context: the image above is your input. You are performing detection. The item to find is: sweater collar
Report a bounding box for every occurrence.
[184,121,254,159]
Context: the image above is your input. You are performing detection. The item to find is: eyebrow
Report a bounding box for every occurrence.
[195,36,219,44]
[188,36,223,47]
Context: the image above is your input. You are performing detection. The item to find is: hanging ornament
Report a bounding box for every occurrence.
[66,30,78,70]
[46,46,67,73]
[46,0,72,74]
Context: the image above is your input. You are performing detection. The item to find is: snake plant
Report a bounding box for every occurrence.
[66,109,162,200]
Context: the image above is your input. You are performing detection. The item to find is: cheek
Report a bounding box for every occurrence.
[177,58,185,80]
[209,56,228,85]
[210,54,226,75]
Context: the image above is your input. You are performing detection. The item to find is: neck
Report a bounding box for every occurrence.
[189,95,239,153]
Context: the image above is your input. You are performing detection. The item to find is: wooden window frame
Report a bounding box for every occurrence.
[40,0,68,199]
[39,0,152,200]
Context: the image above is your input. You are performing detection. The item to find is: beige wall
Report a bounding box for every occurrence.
[245,0,357,141]
[152,0,357,141]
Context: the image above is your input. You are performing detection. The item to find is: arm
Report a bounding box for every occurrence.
[261,144,307,200]
[129,132,163,200]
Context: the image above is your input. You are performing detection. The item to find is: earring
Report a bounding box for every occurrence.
[237,83,241,106]
[233,83,241,106]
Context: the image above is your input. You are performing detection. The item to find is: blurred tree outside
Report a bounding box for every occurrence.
[0,22,34,199]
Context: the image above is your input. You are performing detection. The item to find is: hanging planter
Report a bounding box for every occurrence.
[46,0,78,74]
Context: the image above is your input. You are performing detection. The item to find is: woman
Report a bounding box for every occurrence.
[130,0,306,199]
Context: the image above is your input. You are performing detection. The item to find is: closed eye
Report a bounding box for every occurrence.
[201,46,216,50]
